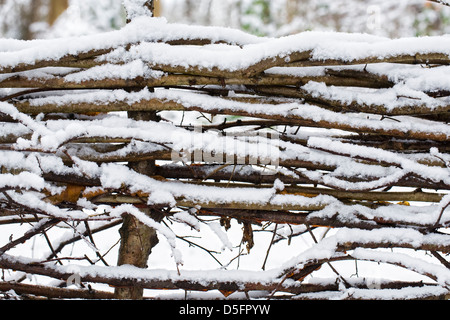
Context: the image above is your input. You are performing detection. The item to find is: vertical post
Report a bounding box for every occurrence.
[114,1,159,300]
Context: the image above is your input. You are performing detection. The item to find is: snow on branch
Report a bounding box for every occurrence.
[123,0,154,21]
[0,9,448,300]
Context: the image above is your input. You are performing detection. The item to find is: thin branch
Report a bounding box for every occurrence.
[306,225,352,288]
[430,251,450,269]
[261,223,277,270]
[434,198,450,228]
[0,218,59,255]
[176,235,223,267]
[427,0,450,7]
[0,281,115,299]
[84,221,109,266]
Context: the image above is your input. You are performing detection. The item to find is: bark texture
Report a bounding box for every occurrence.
[114,211,159,299]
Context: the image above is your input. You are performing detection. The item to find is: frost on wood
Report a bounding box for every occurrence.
[0,8,449,301]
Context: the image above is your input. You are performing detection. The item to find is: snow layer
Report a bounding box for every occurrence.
[0,16,264,71]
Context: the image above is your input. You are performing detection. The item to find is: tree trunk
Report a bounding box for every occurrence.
[286,0,297,23]
[154,0,161,17]
[114,108,161,299]
[18,0,43,40]
[114,211,159,299]
[115,4,159,299]
[48,0,68,26]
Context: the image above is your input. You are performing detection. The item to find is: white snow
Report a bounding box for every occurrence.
[64,60,166,83]
[0,9,448,300]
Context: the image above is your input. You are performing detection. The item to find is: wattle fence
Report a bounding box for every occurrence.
[0,4,449,300]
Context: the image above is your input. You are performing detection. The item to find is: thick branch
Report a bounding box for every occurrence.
[249,85,450,116]
[289,52,450,68]
[0,281,115,299]
[0,253,441,298]
[12,98,449,142]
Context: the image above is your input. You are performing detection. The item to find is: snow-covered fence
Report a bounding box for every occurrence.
[0,3,449,300]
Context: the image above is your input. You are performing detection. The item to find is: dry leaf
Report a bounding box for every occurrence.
[219,290,235,297]
[45,184,86,204]
[242,221,254,253]
[220,216,232,231]
[82,187,108,200]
